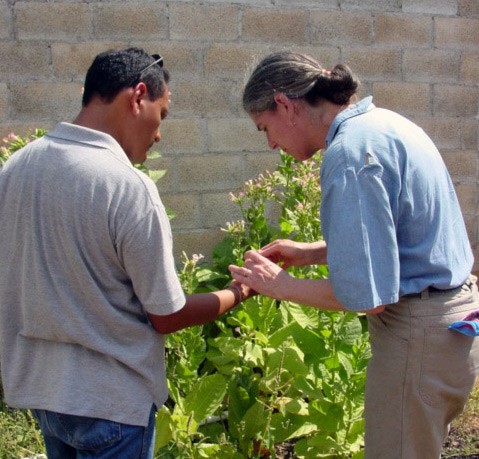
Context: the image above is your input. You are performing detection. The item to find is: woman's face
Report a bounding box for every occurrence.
[250,101,324,161]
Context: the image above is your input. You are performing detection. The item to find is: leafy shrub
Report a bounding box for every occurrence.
[158,153,370,459]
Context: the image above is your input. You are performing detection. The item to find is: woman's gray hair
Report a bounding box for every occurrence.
[243,51,359,114]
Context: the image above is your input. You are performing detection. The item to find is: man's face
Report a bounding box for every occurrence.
[127,87,170,165]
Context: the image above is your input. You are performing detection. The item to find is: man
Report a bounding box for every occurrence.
[0,47,248,458]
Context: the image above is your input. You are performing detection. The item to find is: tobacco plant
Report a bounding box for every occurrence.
[158,153,370,458]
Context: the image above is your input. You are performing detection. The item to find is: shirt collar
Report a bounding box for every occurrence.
[325,96,375,148]
[46,122,131,166]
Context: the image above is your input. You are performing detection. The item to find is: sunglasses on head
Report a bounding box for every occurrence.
[139,54,163,75]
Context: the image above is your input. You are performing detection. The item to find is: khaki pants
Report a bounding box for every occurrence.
[365,276,479,459]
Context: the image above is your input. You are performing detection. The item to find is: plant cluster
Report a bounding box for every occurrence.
[0,130,47,166]
[158,153,370,458]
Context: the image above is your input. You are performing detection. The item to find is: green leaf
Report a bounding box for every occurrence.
[241,401,266,440]
[183,373,227,424]
[338,351,354,377]
[228,384,254,439]
[147,150,162,160]
[195,268,228,284]
[291,326,328,363]
[148,169,166,183]
[243,342,264,367]
[154,406,173,450]
[269,412,318,443]
[292,375,324,400]
[286,303,319,329]
[337,314,363,346]
[267,346,309,376]
[268,322,298,347]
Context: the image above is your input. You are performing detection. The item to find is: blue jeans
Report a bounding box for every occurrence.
[32,405,156,459]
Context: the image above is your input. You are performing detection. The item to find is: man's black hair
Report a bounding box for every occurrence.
[82,47,170,106]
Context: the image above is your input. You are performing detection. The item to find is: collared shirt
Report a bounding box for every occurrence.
[0,123,185,426]
[320,97,473,311]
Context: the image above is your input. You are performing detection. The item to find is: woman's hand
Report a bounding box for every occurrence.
[229,250,293,300]
[259,239,326,269]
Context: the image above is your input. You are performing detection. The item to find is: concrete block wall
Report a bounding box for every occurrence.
[1,0,478,270]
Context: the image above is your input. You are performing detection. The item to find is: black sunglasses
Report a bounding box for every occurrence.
[139,54,163,75]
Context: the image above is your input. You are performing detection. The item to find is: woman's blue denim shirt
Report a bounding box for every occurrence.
[320,96,473,311]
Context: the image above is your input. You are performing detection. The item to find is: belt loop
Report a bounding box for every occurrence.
[420,288,430,300]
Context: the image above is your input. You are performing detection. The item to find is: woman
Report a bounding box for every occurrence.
[229,51,479,458]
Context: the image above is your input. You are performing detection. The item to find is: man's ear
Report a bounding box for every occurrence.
[130,82,147,115]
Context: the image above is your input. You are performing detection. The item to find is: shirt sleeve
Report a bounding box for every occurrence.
[321,153,400,311]
[119,202,186,316]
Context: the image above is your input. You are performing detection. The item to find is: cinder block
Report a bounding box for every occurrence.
[175,154,245,192]
[161,193,201,230]
[460,53,479,84]
[403,49,460,83]
[242,8,307,44]
[402,0,458,15]
[341,47,401,81]
[243,152,281,182]
[170,80,238,117]
[375,13,432,47]
[92,3,168,40]
[15,2,90,41]
[52,43,124,81]
[141,42,203,77]
[341,0,401,11]
[459,0,479,17]
[208,118,266,153]
[170,4,238,41]
[205,43,271,79]
[436,17,479,50]
[411,117,462,150]
[454,182,477,216]
[171,228,224,265]
[470,244,479,276]
[275,0,336,6]
[0,84,8,122]
[144,155,176,194]
[200,192,243,229]
[194,0,269,4]
[310,11,373,46]
[465,214,477,248]
[372,82,431,117]
[433,84,479,117]
[159,119,204,155]
[441,151,478,180]
[0,42,50,81]
[0,3,12,39]
[281,45,341,69]
[461,119,478,150]
[10,82,82,122]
